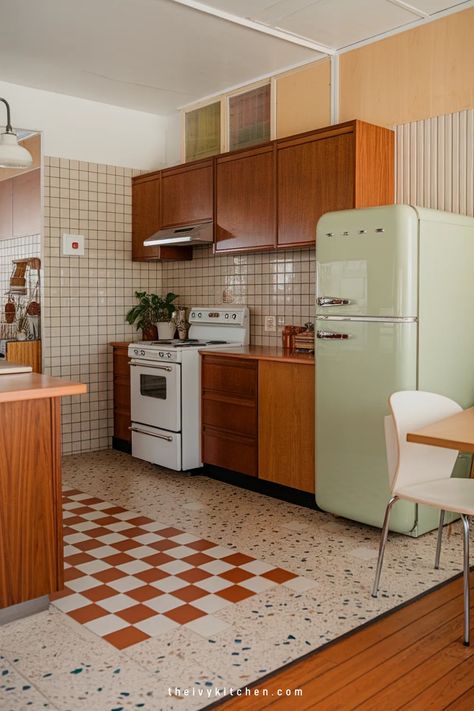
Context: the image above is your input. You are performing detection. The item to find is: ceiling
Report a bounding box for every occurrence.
[0,0,470,115]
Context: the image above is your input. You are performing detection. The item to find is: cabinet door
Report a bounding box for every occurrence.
[277,131,355,248]
[13,169,41,238]
[258,361,315,493]
[132,174,161,261]
[113,346,131,443]
[215,144,276,253]
[0,179,13,239]
[161,160,213,228]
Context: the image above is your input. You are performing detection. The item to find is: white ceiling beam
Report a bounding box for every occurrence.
[386,0,429,18]
[167,0,336,55]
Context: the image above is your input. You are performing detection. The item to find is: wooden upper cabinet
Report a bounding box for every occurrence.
[160,159,213,228]
[0,179,13,239]
[12,169,41,238]
[215,144,276,253]
[132,172,191,262]
[277,121,394,248]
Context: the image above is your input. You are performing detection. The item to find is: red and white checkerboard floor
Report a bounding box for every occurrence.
[52,488,304,650]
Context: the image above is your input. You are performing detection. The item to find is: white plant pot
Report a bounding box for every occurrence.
[158,321,176,340]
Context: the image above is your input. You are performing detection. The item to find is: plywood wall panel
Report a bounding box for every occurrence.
[340,7,474,128]
[395,109,474,218]
[275,59,331,138]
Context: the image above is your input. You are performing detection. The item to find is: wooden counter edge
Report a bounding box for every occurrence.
[199,348,314,365]
[0,374,87,403]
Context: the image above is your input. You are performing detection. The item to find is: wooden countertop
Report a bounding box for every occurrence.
[0,373,87,403]
[407,406,474,453]
[199,345,314,364]
[110,341,132,347]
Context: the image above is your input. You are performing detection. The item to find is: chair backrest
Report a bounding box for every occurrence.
[386,390,462,493]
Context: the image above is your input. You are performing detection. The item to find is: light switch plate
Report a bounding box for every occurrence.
[63,233,85,256]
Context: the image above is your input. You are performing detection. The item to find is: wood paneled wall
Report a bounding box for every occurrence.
[339,7,474,128]
[395,109,474,217]
[275,59,331,138]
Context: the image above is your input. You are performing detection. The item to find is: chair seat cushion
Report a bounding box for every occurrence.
[395,477,474,516]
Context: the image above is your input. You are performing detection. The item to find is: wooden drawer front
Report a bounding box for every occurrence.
[113,349,130,378]
[114,379,131,411]
[114,410,131,442]
[202,357,257,399]
[202,396,257,438]
[203,426,257,477]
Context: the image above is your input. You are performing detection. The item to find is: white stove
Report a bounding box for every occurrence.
[128,307,249,471]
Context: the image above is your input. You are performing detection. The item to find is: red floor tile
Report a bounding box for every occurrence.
[262,568,298,584]
[82,584,118,602]
[216,585,256,603]
[103,626,150,649]
[182,552,214,566]
[222,553,255,566]
[164,604,206,624]
[69,604,107,624]
[177,568,213,584]
[128,585,162,602]
[116,604,156,624]
[219,568,254,584]
[172,585,209,603]
[155,527,183,538]
[94,568,128,583]
[135,568,169,584]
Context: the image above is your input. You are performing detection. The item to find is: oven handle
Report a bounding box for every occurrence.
[130,362,173,373]
[129,426,173,442]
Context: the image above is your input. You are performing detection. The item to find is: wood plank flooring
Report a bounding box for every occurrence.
[221,573,474,710]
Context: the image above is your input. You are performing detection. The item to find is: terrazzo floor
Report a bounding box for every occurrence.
[0,449,471,711]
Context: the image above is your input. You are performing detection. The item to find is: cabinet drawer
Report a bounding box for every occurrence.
[113,351,130,378]
[202,396,257,437]
[202,356,257,399]
[203,426,257,477]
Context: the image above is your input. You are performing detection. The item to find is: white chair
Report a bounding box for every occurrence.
[372,390,474,646]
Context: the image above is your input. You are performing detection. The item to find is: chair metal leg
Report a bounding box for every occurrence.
[461,515,470,646]
[372,496,398,598]
[435,509,445,570]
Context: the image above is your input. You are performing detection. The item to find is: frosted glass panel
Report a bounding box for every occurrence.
[229,84,271,151]
[185,102,221,161]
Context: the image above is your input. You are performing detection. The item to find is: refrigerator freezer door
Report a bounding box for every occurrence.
[316,205,418,318]
[315,319,433,534]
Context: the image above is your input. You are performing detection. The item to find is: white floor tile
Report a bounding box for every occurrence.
[164,545,198,559]
[95,532,128,544]
[107,576,146,593]
[282,577,318,592]
[84,614,129,636]
[135,614,178,636]
[52,593,91,612]
[64,545,81,557]
[126,546,158,559]
[191,594,232,614]
[117,560,152,575]
[73,521,98,531]
[145,594,183,613]
[106,521,135,532]
[159,560,193,575]
[169,533,200,544]
[87,545,119,559]
[184,615,230,638]
[140,521,169,532]
[134,532,164,545]
[76,559,112,575]
[63,532,89,544]
[66,575,102,592]
[97,594,138,613]
[197,576,233,593]
[204,546,236,559]
[199,560,233,575]
[240,559,275,575]
[240,576,277,593]
[81,510,109,521]
[150,576,188,593]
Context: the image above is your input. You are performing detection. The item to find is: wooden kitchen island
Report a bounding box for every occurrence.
[0,373,86,623]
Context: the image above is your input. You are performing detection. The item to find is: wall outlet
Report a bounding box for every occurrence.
[264,315,276,332]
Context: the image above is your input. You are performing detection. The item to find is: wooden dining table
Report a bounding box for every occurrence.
[407,406,474,454]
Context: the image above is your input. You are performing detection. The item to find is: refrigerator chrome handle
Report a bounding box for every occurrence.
[317,330,351,340]
[317,296,352,307]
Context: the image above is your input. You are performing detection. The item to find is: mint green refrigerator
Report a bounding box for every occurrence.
[315,205,474,535]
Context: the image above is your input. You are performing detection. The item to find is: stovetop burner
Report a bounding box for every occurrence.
[143,339,229,348]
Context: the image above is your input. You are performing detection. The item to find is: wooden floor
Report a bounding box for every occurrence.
[221,573,474,710]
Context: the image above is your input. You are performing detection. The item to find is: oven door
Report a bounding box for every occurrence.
[130,359,181,432]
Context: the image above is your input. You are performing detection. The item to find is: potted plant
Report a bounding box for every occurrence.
[126,291,179,341]
[156,292,179,339]
[126,291,161,340]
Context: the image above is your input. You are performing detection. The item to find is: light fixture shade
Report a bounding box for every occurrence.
[0,131,33,169]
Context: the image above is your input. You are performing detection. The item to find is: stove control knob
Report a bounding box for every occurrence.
[167,352,172,358]
[134,348,139,355]
[198,312,202,318]
[232,313,237,319]
[159,351,164,357]
[191,311,195,318]
[140,349,145,356]
[225,313,229,319]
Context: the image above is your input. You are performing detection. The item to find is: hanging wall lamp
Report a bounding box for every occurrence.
[0,98,33,169]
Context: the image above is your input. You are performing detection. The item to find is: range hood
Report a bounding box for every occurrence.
[144,220,213,247]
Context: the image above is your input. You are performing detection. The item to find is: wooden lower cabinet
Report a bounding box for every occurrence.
[201,354,315,492]
[258,361,315,493]
[202,356,258,477]
[112,344,131,449]
[0,398,63,607]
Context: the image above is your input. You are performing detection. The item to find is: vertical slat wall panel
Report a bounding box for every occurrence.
[395,109,474,217]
